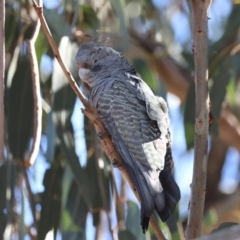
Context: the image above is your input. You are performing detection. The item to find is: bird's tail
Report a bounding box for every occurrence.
[158,144,181,221]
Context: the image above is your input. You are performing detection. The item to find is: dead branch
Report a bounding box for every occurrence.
[185,1,212,239]
[31,1,165,238]
[0,0,5,164]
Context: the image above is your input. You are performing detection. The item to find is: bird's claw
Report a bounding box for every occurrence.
[110,158,120,168]
[97,131,110,139]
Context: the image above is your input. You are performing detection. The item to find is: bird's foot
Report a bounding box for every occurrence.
[97,131,110,139]
[110,158,120,168]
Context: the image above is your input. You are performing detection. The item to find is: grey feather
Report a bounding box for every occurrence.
[75,41,181,233]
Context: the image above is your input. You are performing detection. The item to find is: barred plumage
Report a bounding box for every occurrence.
[75,41,181,233]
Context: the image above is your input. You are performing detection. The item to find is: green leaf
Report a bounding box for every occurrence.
[64,179,89,228]
[226,77,236,108]
[209,57,231,136]
[44,8,72,44]
[118,230,137,240]
[84,117,112,226]
[7,51,34,160]
[81,4,100,30]
[35,30,48,65]
[203,209,218,227]
[109,0,128,37]
[132,58,157,92]
[45,111,56,163]
[166,209,182,240]
[62,231,86,240]
[5,5,20,52]
[51,37,91,205]
[126,201,145,240]
[38,162,64,240]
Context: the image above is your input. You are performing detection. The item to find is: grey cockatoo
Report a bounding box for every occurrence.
[75,41,180,233]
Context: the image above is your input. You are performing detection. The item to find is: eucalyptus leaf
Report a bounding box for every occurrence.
[118,229,137,240]
[51,37,91,205]
[7,49,34,160]
[133,58,156,92]
[38,161,64,240]
[126,201,145,240]
[109,0,128,38]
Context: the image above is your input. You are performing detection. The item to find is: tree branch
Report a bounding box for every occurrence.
[185,1,212,239]
[0,0,5,164]
[31,1,165,239]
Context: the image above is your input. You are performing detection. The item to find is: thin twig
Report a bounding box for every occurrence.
[185,1,212,239]
[25,8,42,167]
[31,1,165,239]
[0,0,5,164]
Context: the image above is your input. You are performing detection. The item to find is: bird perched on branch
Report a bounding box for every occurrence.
[75,41,180,233]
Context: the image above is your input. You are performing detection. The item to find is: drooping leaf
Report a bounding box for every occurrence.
[38,158,64,240]
[126,201,145,240]
[60,164,87,238]
[109,0,128,38]
[209,5,240,60]
[65,179,89,228]
[84,116,111,226]
[44,8,72,43]
[51,37,91,205]
[166,212,182,240]
[209,57,231,136]
[35,30,48,65]
[45,111,56,163]
[118,229,137,240]
[7,48,34,160]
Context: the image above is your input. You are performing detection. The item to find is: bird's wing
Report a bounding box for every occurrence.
[97,78,167,171]
[95,77,169,231]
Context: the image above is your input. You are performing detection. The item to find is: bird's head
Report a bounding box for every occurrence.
[75,41,136,87]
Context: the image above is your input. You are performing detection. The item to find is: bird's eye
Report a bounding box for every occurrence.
[94,59,98,63]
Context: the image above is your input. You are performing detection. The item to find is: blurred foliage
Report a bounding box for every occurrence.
[1,0,240,240]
